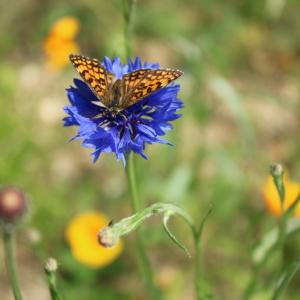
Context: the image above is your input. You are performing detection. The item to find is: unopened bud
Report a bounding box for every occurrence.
[270,163,284,178]
[97,227,119,248]
[44,257,58,273]
[270,163,285,203]
[0,186,27,222]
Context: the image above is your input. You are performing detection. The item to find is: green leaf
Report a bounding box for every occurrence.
[162,211,191,257]
[285,194,300,219]
[252,219,300,265]
[197,204,213,240]
[98,202,195,254]
[270,259,300,300]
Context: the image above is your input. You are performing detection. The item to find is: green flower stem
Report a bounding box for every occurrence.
[193,206,212,300]
[3,229,23,300]
[194,236,202,300]
[122,0,137,58]
[271,165,287,252]
[44,258,64,300]
[125,153,162,300]
[271,259,300,300]
[122,1,160,298]
[104,201,194,239]
[45,271,64,300]
[244,219,300,299]
[244,166,297,299]
[99,183,210,300]
[244,252,275,299]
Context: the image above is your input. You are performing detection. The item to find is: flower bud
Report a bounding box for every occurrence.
[97,227,119,248]
[0,186,27,222]
[44,257,58,273]
[270,163,284,178]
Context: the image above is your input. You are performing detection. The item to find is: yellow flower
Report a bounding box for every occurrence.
[65,212,123,268]
[49,17,80,40]
[43,16,80,70]
[262,173,300,217]
[44,36,79,69]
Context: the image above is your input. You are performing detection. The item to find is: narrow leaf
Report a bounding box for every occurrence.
[253,219,300,265]
[271,259,300,300]
[197,205,213,240]
[163,212,191,257]
[98,202,195,254]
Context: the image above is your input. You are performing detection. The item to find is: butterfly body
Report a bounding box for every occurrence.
[69,54,183,115]
[108,79,124,113]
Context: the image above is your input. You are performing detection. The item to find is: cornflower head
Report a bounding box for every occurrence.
[64,55,183,164]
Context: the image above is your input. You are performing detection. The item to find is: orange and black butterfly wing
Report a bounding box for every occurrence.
[121,69,183,109]
[69,54,114,106]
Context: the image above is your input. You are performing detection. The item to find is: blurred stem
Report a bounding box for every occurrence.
[45,270,64,300]
[271,165,286,253]
[244,166,290,299]
[194,233,202,300]
[244,250,275,300]
[122,1,160,297]
[122,0,137,58]
[193,206,212,300]
[3,229,23,300]
[125,152,162,300]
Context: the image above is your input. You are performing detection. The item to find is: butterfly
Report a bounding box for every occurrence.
[69,54,183,114]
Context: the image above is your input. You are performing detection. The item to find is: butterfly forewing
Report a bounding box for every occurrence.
[69,54,114,106]
[121,69,183,109]
[69,54,183,111]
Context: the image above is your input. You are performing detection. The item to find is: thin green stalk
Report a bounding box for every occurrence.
[244,216,298,300]
[271,259,300,300]
[122,0,137,58]
[244,166,294,299]
[125,153,162,300]
[193,206,212,300]
[269,164,287,253]
[44,258,64,300]
[3,229,23,300]
[194,235,202,300]
[244,245,277,300]
[274,168,287,254]
[122,1,160,298]
[45,272,64,300]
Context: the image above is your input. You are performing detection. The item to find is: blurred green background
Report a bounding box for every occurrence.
[1,0,300,299]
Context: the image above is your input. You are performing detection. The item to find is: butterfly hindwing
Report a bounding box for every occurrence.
[121,69,183,109]
[69,54,114,106]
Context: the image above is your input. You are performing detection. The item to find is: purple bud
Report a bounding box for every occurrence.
[0,186,27,222]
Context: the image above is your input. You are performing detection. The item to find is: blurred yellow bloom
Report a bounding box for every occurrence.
[49,17,80,40]
[44,36,79,69]
[262,174,300,217]
[43,16,80,70]
[65,212,123,268]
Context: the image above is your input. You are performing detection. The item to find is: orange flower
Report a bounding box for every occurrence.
[262,173,300,217]
[43,16,80,70]
[65,212,123,268]
[49,17,80,40]
[44,36,79,69]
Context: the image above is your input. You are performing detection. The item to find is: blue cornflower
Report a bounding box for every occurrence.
[63,56,183,164]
